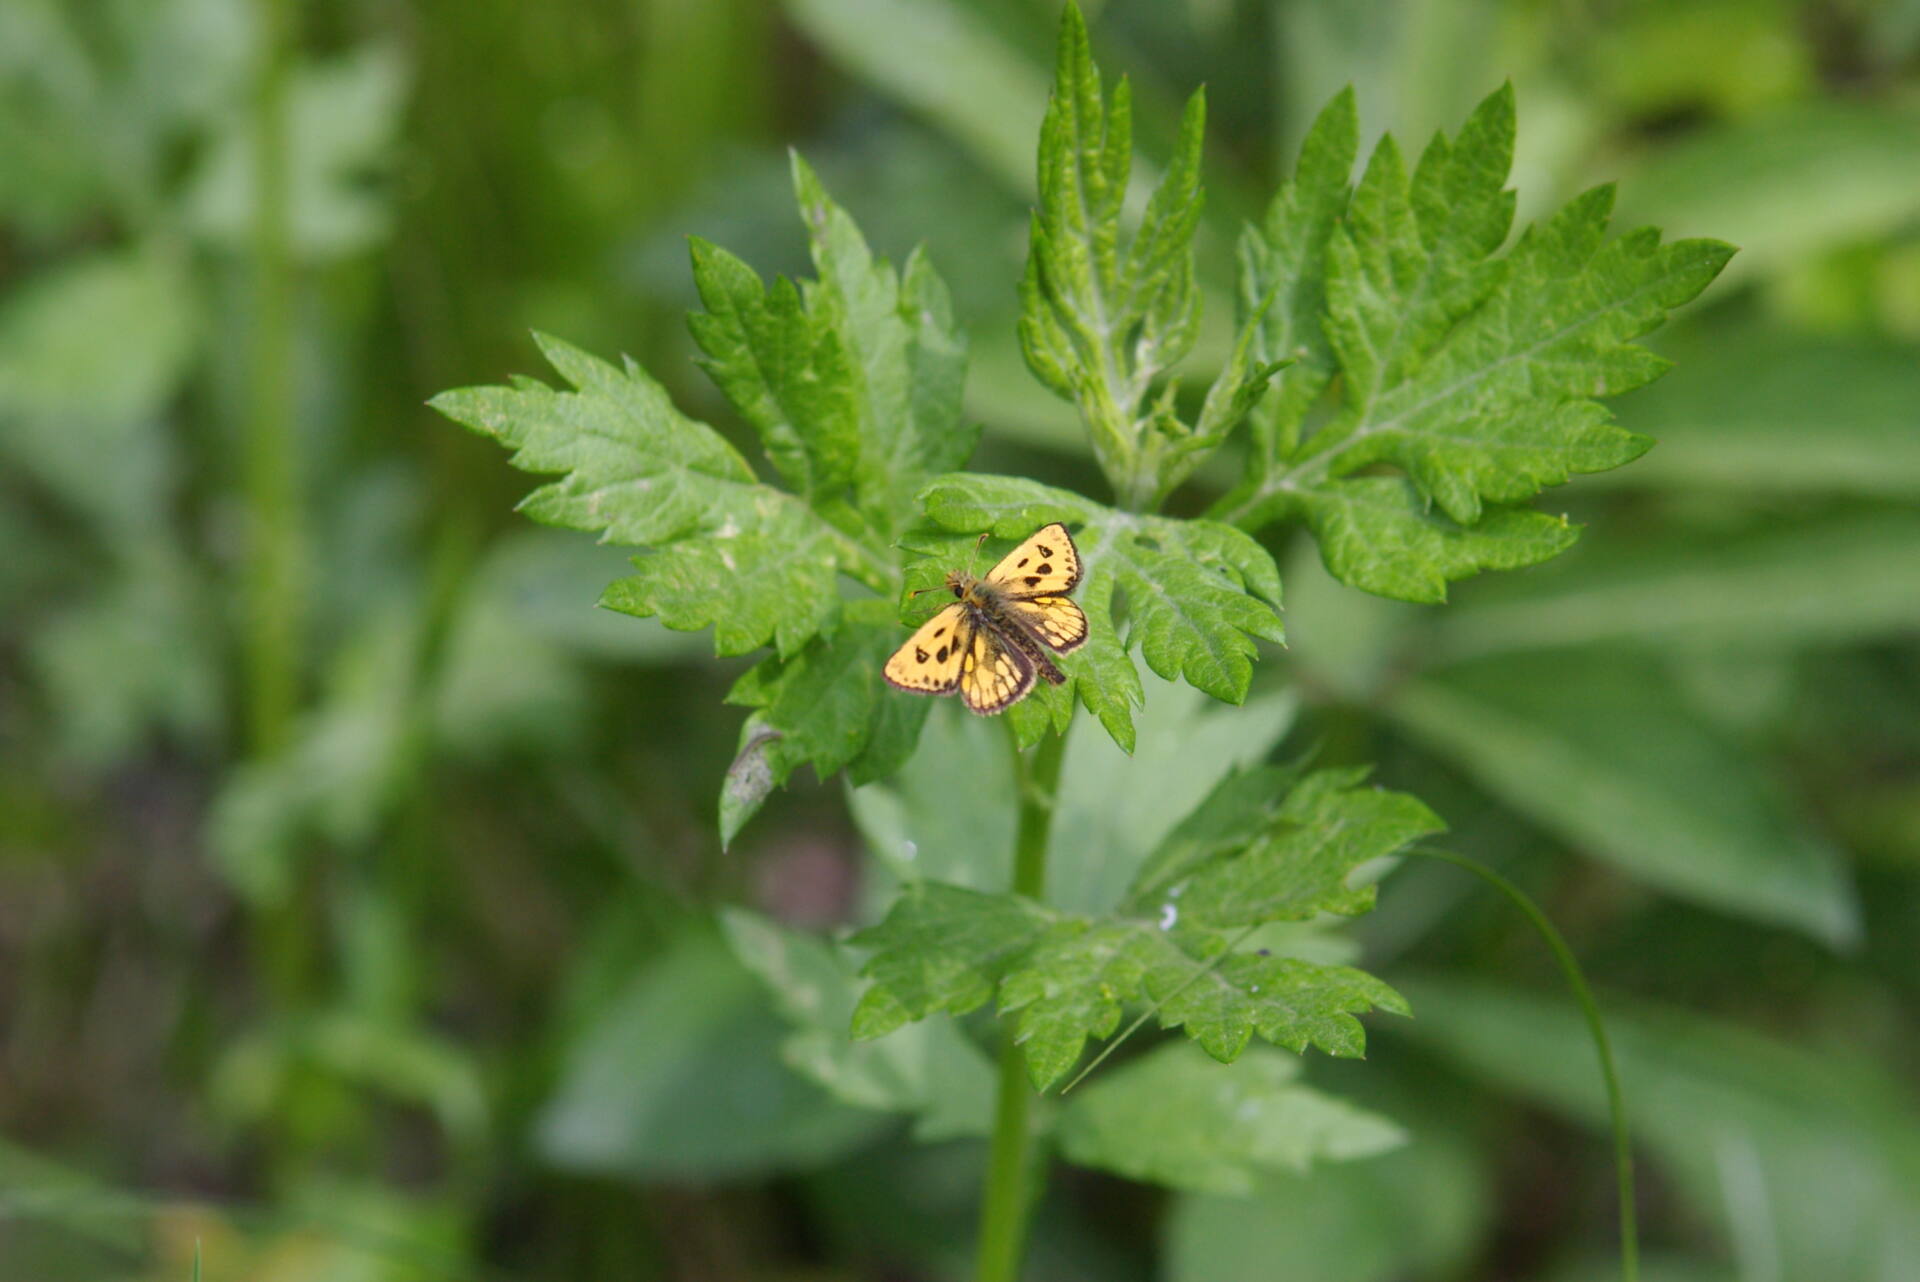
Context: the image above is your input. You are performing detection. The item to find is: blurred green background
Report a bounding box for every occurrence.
[3,0,1920,1279]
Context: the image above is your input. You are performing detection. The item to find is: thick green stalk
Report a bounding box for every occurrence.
[1408,848,1638,1282]
[975,723,1068,1282]
[244,0,301,756]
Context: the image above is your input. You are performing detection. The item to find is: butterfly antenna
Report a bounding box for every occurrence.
[966,530,990,576]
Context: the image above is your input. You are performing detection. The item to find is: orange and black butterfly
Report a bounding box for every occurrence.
[883,523,1089,715]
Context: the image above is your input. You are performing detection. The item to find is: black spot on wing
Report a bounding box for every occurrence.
[1037,544,1053,557]
[1035,562,1051,575]
[935,645,948,662]
[1024,576,1040,587]
[915,647,929,662]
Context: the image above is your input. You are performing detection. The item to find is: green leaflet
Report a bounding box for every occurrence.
[432,159,973,838]
[1058,1044,1405,1194]
[1019,2,1278,511]
[909,472,1284,752]
[725,598,933,797]
[430,331,860,659]
[722,909,994,1142]
[1213,85,1735,602]
[689,154,974,538]
[849,767,1435,1090]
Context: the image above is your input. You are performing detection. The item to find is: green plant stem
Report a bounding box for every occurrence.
[975,723,1067,1282]
[242,0,319,1101]
[245,0,301,757]
[1408,848,1638,1282]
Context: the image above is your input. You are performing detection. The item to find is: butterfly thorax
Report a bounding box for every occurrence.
[946,570,1001,607]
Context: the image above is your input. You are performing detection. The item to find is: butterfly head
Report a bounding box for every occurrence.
[946,569,985,602]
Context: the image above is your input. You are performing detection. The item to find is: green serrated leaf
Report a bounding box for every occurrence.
[686,235,862,503]
[851,766,1425,1089]
[1296,477,1580,604]
[431,333,866,660]
[727,599,920,792]
[1019,2,1220,506]
[1127,767,1445,926]
[1214,84,1733,602]
[600,500,844,658]
[1059,1043,1405,1194]
[848,882,1054,1038]
[436,161,975,836]
[1235,87,1356,461]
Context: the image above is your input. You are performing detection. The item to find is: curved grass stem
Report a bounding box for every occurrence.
[1407,847,1638,1282]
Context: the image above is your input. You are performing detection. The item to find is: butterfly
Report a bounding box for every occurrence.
[883,522,1089,715]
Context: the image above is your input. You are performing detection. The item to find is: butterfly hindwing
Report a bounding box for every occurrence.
[883,603,972,694]
[1003,596,1088,654]
[960,622,1036,715]
[985,522,1081,599]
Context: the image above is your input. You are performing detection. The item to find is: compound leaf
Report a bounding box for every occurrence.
[1214,84,1734,602]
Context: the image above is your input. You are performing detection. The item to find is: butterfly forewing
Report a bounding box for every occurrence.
[959,624,1036,714]
[882,603,972,694]
[985,522,1082,599]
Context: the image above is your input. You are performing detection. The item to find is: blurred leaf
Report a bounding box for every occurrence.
[0,244,197,533]
[1216,86,1731,602]
[0,0,254,231]
[210,609,417,905]
[1551,1258,1736,1282]
[30,548,219,768]
[849,697,1017,891]
[188,42,407,261]
[433,540,593,760]
[1272,0,1544,170]
[1399,977,1920,1282]
[477,530,712,662]
[539,927,886,1180]
[1276,538,1424,703]
[1432,511,1920,662]
[784,0,1048,195]
[1602,329,1920,498]
[149,1181,470,1282]
[1387,650,1859,944]
[1058,1043,1404,1193]
[722,908,993,1140]
[1166,1110,1487,1282]
[213,1012,487,1152]
[1618,101,1920,285]
[1585,0,1809,120]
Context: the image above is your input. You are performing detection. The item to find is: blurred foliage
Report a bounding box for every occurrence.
[1,0,1918,1280]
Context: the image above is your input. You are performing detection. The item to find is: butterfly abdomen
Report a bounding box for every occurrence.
[974,601,1067,685]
